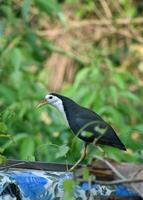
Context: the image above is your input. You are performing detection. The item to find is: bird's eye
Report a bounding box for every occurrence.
[49,96,53,99]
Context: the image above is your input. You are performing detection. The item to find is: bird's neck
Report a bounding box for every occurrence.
[53,100,69,125]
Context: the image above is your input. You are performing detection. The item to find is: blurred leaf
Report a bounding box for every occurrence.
[2,108,16,122]
[120,0,136,17]
[64,179,74,200]
[109,86,118,105]
[0,5,15,23]
[11,48,23,70]
[104,145,140,162]
[83,167,89,180]
[0,155,7,165]
[22,0,32,19]
[114,73,126,89]
[56,144,69,158]
[34,0,61,17]
[74,68,90,90]
[0,85,16,103]
[133,125,143,134]
[64,179,74,193]
[1,134,28,152]
[120,91,139,102]
[0,122,8,132]
[20,136,35,160]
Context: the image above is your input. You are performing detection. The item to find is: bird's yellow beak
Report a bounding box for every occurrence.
[36,99,48,108]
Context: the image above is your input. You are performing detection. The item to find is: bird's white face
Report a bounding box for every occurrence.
[37,94,68,124]
[45,94,62,107]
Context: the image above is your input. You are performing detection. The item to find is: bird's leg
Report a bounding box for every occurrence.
[97,145,106,157]
[93,137,106,157]
[97,145,104,153]
[69,143,88,172]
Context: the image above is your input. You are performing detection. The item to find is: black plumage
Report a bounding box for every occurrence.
[51,93,126,151]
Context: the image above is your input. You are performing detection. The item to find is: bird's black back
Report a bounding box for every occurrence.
[51,93,126,151]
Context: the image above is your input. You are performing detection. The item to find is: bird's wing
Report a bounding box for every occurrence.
[74,109,108,141]
[76,114,107,134]
[75,111,126,150]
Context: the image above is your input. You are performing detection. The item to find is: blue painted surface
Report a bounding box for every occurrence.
[0,170,137,199]
[10,172,48,199]
[81,182,136,197]
[116,184,136,197]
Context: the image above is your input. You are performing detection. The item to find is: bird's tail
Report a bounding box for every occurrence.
[98,127,127,151]
[110,142,126,151]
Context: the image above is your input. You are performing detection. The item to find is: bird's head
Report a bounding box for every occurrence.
[36,93,68,123]
[37,93,62,108]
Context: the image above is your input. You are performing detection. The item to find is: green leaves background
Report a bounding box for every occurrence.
[0,0,143,165]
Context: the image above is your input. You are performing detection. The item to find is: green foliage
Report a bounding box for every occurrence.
[0,0,143,166]
[56,144,69,159]
[83,167,90,181]
[20,136,35,160]
[64,179,75,200]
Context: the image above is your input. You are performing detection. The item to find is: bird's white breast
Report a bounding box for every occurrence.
[52,99,69,125]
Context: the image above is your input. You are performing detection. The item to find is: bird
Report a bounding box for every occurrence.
[37,93,126,171]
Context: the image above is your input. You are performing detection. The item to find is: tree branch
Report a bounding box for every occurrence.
[96,178,143,185]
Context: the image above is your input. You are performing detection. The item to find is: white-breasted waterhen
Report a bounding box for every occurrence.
[37,93,126,171]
